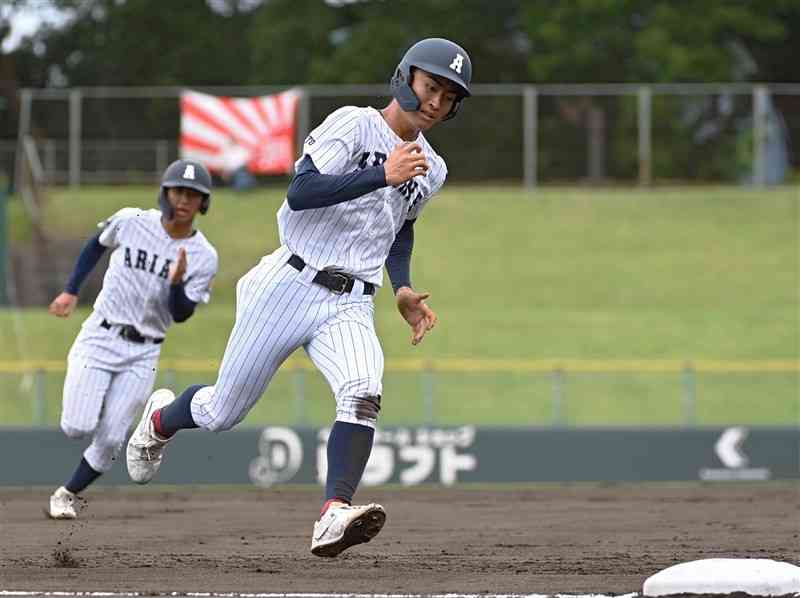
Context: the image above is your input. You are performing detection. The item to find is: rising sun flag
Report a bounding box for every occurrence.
[179,89,301,176]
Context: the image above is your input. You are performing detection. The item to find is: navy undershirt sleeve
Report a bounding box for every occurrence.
[286,155,387,211]
[64,233,107,294]
[168,281,197,323]
[385,219,415,293]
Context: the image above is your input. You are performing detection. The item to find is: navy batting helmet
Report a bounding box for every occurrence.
[390,38,472,121]
[158,159,212,219]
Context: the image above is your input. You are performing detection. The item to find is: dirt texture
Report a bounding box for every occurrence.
[0,483,798,595]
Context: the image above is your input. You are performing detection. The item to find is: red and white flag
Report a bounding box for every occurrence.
[180,89,301,176]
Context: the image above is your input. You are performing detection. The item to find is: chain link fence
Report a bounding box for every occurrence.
[2,359,796,428]
[6,83,799,188]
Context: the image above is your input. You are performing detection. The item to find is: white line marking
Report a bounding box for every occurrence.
[0,593,641,598]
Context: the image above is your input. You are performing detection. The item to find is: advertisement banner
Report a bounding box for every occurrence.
[1,426,796,486]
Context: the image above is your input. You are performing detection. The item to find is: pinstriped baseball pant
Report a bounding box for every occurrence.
[191,245,384,432]
[61,312,160,472]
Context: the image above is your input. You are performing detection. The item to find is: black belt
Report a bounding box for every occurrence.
[101,319,164,345]
[288,254,375,296]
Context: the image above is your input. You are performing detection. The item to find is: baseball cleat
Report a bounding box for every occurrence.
[310,503,386,557]
[46,486,78,520]
[126,388,175,484]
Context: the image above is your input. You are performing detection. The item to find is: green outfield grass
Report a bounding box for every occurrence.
[1,185,797,426]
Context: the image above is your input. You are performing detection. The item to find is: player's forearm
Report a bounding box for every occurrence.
[286,155,387,211]
[385,219,415,293]
[64,233,107,294]
[168,281,197,323]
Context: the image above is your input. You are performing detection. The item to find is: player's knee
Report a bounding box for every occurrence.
[202,408,238,432]
[338,394,382,427]
[193,384,253,432]
[61,420,95,439]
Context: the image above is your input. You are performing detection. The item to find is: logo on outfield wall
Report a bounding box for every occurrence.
[698,426,770,481]
[248,426,478,487]
[249,427,304,487]
[317,426,478,486]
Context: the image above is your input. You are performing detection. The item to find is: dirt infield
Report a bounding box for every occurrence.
[1,483,797,595]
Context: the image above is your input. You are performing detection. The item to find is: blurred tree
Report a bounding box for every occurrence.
[8,0,796,87]
[521,0,787,83]
[4,0,799,180]
[247,0,529,85]
[519,0,795,182]
[10,0,255,86]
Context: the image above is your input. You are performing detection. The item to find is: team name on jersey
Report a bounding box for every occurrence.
[357,150,425,207]
[123,246,173,279]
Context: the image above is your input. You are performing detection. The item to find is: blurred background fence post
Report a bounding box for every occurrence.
[523,85,538,189]
[638,86,652,186]
[13,88,32,189]
[69,88,82,188]
[753,85,769,187]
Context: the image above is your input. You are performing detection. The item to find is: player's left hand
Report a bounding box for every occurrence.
[48,292,78,318]
[396,287,437,345]
[169,248,188,284]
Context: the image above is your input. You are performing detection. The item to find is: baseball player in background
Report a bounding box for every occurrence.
[127,37,472,557]
[46,159,218,519]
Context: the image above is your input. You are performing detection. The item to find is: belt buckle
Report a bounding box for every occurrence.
[329,272,349,295]
[120,325,144,344]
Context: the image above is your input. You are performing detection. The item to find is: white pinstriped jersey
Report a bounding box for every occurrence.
[95,208,218,338]
[276,106,448,286]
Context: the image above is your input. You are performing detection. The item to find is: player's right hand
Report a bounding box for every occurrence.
[48,292,78,318]
[384,142,429,186]
[169,247,188,284]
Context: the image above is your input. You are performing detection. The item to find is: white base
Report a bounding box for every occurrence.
[643,558,800,596]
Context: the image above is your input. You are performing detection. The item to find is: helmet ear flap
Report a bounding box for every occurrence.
[390,63,421,112]
[158,187,175,220]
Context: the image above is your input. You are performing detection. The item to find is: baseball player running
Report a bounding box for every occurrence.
[46,159,218,519]
[127,38,472,557]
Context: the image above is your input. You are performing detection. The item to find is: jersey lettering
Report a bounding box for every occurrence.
[449,54,464,74]
[182,164,196,180]
[396,179,420,202]
[409,191,423,212]
[135,249,148,270]
[122,246,173,280]
[158,259,173,279]
[358,151,388,170]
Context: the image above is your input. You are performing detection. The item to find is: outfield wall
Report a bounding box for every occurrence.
[1,425,796,486]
